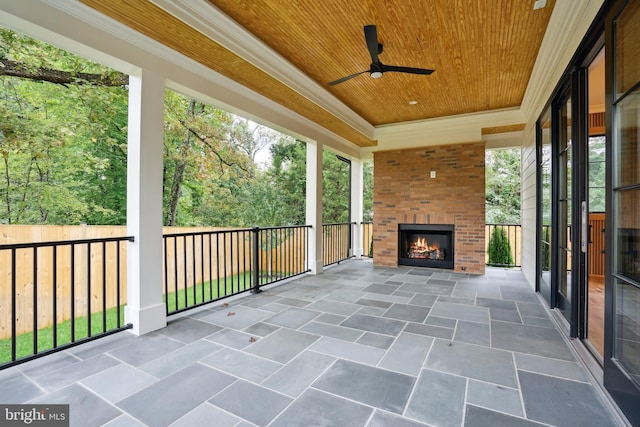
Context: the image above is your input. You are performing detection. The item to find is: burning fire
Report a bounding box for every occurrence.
[407,236,445,260]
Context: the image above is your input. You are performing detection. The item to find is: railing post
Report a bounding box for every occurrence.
[252,227,262,294]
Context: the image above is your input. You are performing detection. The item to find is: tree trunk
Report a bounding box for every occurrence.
[166,160,185,226]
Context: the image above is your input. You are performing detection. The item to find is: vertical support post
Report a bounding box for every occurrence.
[126,69,166,335]
[306,141,323,274]
[351,158,364,257]
[252,227,262,293]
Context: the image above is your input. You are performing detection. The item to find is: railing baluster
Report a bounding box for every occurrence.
[485,223,522,268]
[156,226,312,317]
[208,233,213,300]
[33,247,38,355]
[173,236,178,312]
[53,245,58,347]
[233,231,238,293]
[116,241,121,328]
[102,241,107,333]
[164,236,169,315]
[223,232,227,297]
[11,249,17,362]
[183,235,188,309]
[1,236,134,370]
[71,244,75,342]
[87,243,91,337]
[200,234,205,302]
[191,235,196,306]
[216,233,220,300]
[321,222,356,267]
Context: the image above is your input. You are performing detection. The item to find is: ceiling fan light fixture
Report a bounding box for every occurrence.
[326,25,434,86]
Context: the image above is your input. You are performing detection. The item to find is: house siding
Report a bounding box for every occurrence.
[521,124,538,288]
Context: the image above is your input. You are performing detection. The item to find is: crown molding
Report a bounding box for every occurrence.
[367,107,525,153]
[521,0,605,122]
[150,0,375,140]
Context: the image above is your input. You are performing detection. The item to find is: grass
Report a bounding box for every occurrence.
[164,271,254,313]
[0,271,259,364]
[0,306,126,364]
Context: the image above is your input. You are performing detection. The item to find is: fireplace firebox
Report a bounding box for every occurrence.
[398,224,454,269]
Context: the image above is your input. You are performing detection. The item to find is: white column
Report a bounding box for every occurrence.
[126,69,166,335]
[351,158,364,257]
[306,141,323,274]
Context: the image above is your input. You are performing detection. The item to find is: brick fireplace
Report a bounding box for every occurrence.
[373,142,486,274]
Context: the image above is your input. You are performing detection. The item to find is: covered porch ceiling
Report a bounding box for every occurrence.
[75,0,556,151]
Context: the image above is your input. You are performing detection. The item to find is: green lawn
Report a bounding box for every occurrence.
[0,271,257,364]
[164,271,254,313]
[0,306,126,364]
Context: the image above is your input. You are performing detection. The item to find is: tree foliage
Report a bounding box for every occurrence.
[1,27,374,229]
[486,149,521,224]
[487,227,514,267]
[588,136,606,212]
[0,28,128,224]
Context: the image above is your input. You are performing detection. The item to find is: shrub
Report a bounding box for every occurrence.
[487,227,514,267]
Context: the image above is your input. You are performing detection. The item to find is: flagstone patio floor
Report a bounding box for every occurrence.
[0,260,626,426]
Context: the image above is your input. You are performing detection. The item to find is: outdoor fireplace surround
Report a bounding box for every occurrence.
[398,224,455,269]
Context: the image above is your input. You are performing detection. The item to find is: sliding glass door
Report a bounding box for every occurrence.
[538,107,552,304]
[556,91,574,323]
[604,1,640,423]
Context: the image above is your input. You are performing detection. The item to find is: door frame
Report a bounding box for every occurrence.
[536,0,640,423]
[602,0,640,424]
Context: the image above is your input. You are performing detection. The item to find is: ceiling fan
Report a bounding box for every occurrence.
[328,25,434,86]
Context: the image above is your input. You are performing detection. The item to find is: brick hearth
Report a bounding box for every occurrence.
[373,142,486,274]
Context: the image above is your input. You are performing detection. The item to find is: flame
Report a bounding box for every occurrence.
[407,235,444,260]
[410,237,439,252]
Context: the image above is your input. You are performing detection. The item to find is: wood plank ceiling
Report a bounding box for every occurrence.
[79,0,555,147]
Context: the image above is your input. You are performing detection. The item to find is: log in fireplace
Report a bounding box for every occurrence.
[398,224,454,269]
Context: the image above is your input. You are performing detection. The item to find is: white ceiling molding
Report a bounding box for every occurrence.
[483,132,525,150]
[150,0,376,141]
[520,0,605,123]
[367,108,525,153]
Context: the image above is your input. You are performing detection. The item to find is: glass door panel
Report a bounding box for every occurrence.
[614,277,640,387]
[606,1,640,421]
[539,107,553,303]
[587,135,606,359]
[585,46,606,360]
[557,95,573,320]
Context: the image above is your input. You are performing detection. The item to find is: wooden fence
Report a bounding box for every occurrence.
[0,225,306,339]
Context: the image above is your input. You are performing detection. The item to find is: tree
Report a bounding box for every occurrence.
[487,226,514,267]
[267,137,306,225]
[1,26,375,229]
[588,136,606,212]
[322,152,350,224]
[162,90,257,226]
[486,148,521,224]
[0,28,129,225]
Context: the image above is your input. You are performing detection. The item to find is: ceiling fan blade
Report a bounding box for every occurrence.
[364,25,380,65]
[382,64,435,75]
[327,70,369,86]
